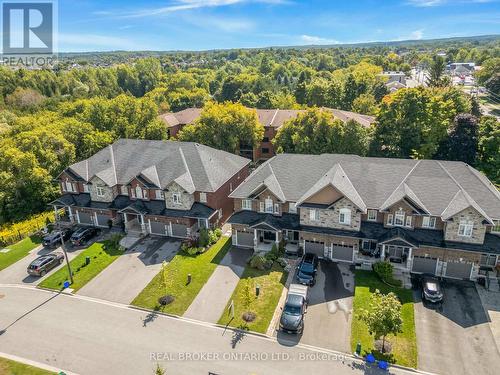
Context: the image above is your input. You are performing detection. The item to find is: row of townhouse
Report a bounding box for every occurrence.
[159,107,375,161]
[228,153,500,281]
[51,139,250,239]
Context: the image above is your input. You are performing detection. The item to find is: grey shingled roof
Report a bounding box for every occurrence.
[230,153,500,220]
[66,139,250,193]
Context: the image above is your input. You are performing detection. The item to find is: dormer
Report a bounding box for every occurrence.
[89,176,114,202]
[165,181,195,210]
[247,172,285,216]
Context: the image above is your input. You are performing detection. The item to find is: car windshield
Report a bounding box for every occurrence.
[425,281,440,293]
[284,305,301,315]
[300,263,314,274]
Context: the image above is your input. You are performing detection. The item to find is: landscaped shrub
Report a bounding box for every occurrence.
[198,228,210,247]
[373,261,402,287]
[208,229,219,245]
[0,211,54,247]
[249,254,267,270]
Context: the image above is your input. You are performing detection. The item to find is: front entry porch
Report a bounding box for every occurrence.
[254,228,280,252]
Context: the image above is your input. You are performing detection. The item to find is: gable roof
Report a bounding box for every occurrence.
[65,139,250,193]
[230,153,500,221]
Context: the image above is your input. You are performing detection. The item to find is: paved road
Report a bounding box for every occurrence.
[414,280,500,375]
[276,261,354,353]
[0,244,85,285]
[0,285,415,375]
[78,237,180,304]
[184,247,252,322]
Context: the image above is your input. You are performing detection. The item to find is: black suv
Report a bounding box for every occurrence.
[70,226,100,246]
[42,228,73,248]
[27,252,64,277]
[296,253,319,286]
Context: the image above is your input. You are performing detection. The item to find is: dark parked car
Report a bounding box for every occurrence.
[42,228,73,248]
[296,252,318,286]
[421,275,443,303]
[27,252,64,277]
[70,226,100,246]
[280,284,308,334]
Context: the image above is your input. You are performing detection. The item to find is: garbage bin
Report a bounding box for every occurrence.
[85,256,90,266]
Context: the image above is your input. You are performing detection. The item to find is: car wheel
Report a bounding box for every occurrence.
[40,270,46,277]
[59,258,64,264]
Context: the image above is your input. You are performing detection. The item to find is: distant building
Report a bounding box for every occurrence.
[379,71,407,85]
[447,63,475,77]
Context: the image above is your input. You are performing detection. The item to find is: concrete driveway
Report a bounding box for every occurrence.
[78,236,180,304]
[414,279,500,375]
[277,260,354,352]
[0,244,85,286]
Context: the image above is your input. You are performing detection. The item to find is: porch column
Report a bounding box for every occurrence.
[53,205,59,222]
[254,229,258,247]
[275,230,279,244]
[68,206,74,223]
[169,222,173,236]
[406,248,413,270]
[140,214,146,234]
[381,244,386,260]
[123,213,128,224]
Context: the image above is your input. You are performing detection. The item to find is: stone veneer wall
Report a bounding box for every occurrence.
[300,197,361,231]
[165,182,194,210]
[89,177,114,202]
[444,207,487,244]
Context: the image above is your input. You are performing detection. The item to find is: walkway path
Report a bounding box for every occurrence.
[183,247,252,323]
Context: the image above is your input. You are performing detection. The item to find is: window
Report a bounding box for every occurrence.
[259,201,265,212]
[289,202,297,214]
[120,185,128,196]
[492,219,500,234]
[242,199,252,210]
[83,184,90,193]
[155,190,164,200]
[230,183,233,192]
[367,209,377,221]
[218,208,223,219]
[422,216,436,229]
[274,203,280,214]
[96,186,105,197]
[199,192,207,203]
[262,137,269,142]
[480,254,497,267]
[339,208,351,225]
[387,214,394,225]
[261,148,270,154]
[394,210,405,226]
[64,180,74,192]
[309,209,320,221]
[405,215,412,227]
[265,197,273,213]
[135,186,143,199]
[173,193,181,204]
[458,219,473,237]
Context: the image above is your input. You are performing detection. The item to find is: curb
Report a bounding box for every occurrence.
[0,351,79,375]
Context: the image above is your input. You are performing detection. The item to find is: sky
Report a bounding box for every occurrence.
[53,0,500,52]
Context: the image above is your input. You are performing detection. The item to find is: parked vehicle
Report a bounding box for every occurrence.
[70,226,100,246]
[42,228,73,248]
[280,284,308,334]
[421,274,443,303]
[27,252,64,277]
[296,252,318,286]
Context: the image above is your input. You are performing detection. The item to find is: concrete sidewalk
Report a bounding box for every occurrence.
[183,247,252,323]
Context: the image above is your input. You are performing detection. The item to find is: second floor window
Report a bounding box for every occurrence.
[265,198,273,213]
[394,210,405,226]
[96,186,105,197]
[242,199,252,210]
[64,180,75,192]
[199,192,207,203]
[289,202,297,214]
[387,214,394,226]
[83,184,90,193]
[492,219,500,234]
[458,219,473,237]
[135,186,145,200]
[339,208,351,225]
[310,209,320,221]
[155,190,164,200]
[422,216,436,229]
[367,209,377,221]
[173,193,181,204]
[274,203,280,214]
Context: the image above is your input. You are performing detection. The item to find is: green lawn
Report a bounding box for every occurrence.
[39,239,123,292]
[0,236,41,272]
[351,270,417,368]
[131,236,231,315]
[217,263,287,334]
[0,356,55,375]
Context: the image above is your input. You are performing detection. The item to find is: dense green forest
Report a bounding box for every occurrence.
[0,36,498,224]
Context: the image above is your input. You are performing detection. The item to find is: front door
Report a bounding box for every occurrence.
[260,230,275,242]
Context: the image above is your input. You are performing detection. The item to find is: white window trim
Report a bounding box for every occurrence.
[265,197,273,214]
[199,192,207,203]
[394,210,405,227]
[367,209,377,221]
[492,219,500,234]
[242,199,252,210]
[64,180,75,193]
[289,202,297,214]
[83,184,90,193]
[458,220,473,237]
[135,186,144,200]
[120,185,128,196]
[155,190,164,200]
[96,186,105,197]
[310,209,320,221]
[387,214,394,226]
[339,208,351,225]
[274,203,280,214]
[259,201,265,212]
[422,216,436,229]
[405,215,412,227]
[172,193,181,204]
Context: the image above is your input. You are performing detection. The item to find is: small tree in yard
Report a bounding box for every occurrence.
[241,278,256,322]
[154,363,166,374]
[359,289,403,353]
[158,261,175,306]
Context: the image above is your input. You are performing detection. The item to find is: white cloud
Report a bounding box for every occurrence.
[407,0,496,6]
[410,29,424,39]
[182,14,256,32]
[300,35,339,45]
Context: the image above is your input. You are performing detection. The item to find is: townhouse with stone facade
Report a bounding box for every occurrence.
[228,153,500,281]
[159,107,375,161]
[51,139,250,238]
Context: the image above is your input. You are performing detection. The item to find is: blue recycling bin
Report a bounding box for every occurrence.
[366,353,376,363]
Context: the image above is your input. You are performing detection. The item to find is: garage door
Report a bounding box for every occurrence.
[236,231,254,247]
[305,240,325,258]
[445,262,472,279]
[331,244,354,262]
[171,224,188,238]
[95,215,110,227]
[150,221,167,236]
[412,256,438,274]
[77,211,93,225]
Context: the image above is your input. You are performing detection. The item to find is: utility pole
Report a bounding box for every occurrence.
[58,226,74,285]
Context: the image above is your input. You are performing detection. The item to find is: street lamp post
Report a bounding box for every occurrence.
[58,226,74,285]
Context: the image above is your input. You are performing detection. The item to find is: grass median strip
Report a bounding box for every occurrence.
[351,270,417,368]
[0,356,55,375]
[131,236,231,316]
[39,237,123,292]
[217,263,287,334]
[0,235,41,272]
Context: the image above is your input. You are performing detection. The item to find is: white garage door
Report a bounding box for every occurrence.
[171,224,188,238]
[236,231,254,247]
[331,244,354,262]
[445,262,472,280]
[305,240,325,258]
[412,256,438,274]
[77,212,93,225]
[96,214,110,227]
[150,221,167,236]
